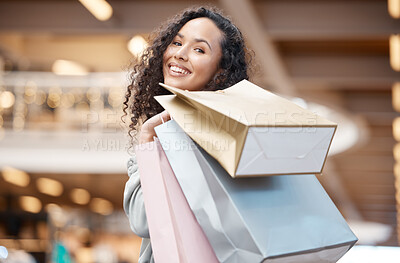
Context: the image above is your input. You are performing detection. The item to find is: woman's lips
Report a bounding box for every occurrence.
[168,63,192,77]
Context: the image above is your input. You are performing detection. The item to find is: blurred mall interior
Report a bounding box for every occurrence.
[0,0,399,262]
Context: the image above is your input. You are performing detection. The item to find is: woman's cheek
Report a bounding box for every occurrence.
[193,57,208,73]
[200,59,215,76]
[163,47,173,60]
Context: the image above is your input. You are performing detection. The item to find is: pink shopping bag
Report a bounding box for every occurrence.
[135,138,218,263]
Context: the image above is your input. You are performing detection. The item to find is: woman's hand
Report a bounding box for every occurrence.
[139,110,171,144]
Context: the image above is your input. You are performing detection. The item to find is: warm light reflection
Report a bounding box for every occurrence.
[47,86,62,108]
[393,117,400,141]
[76,247,94,263]
[36,178,63,196]
[108,87,123,108]
[390,34,400,71]
[24,81,37,104]
[86,87,101,102]
[392,83,400,112]
[90,198,113,215]
[395,167,400,201]
[47,87,62,108]
[128,35,148,57]
[19,196,42,213]
[24,94,35,104]
[394,143,400,162]
[47,95,61,108]
[13,116,25,131]
[35,89,47,105]
[79,0,113,21]
[70,188,91,205]
[25,81,37,96]
[60,93,75,108]
[52,60,88,76]
[0,91,15,109]
[389,0,400,18]
[1,166,30,187]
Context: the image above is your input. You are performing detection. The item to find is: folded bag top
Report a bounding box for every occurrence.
[155,80,337,178]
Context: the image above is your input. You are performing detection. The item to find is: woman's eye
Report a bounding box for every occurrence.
[195,48,205,54]
[172,41,181,46]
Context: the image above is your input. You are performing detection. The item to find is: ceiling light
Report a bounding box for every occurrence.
[390,34,400,71]
[19,196,42,213]
[36,178,63,196]
[128,35,148,57]
[338,245,400,263]
[90,198,113,215]
[79,0,113,21]
[392,83,400,112]
[394,143,400,162]
[393,117,400,141]
[1,166,30,187]
[70,188,91,205]
[0,246,8,260]
[347,220,392,245]
[394,163,400,201]
[52,60,88,76]
[389,0,400,19]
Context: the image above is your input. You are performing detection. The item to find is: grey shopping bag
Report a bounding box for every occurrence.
[155,120,357,263]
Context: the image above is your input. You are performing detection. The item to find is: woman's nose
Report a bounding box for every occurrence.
[173,46,189,61]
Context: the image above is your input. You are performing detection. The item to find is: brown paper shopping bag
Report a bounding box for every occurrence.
[155,80,337,178]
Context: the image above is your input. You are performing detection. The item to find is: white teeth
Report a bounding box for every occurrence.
[170,65,190,75]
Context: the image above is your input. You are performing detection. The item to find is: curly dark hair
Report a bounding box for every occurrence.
[122,6,253,144]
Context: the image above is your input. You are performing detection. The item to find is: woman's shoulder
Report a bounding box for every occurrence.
[127,153,138,177]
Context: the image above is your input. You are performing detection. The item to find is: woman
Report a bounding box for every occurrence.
[123,6,252,263]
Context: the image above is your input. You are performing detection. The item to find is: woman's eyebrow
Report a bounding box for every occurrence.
[176,33,212,51]
[194,38,212,50]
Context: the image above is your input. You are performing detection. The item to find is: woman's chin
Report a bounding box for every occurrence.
[164,78,189,90]
[163,77,207,91]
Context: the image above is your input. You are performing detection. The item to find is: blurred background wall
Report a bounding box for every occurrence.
[0,0,399,262]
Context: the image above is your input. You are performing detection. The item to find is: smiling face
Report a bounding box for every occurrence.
[163,17,224,91]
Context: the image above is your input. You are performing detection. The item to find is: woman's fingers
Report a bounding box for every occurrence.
[146,110,170,128]
[139,111,170,144]
[159,110,171,124]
